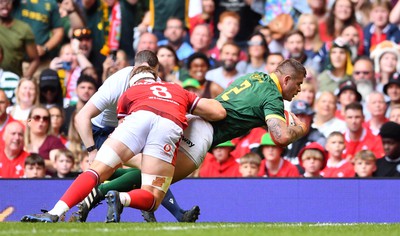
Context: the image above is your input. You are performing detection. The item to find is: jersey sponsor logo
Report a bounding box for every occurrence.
[21,9,49,23]
[152,177,166,188]
[164,144,172,153]
[181,136,195,148]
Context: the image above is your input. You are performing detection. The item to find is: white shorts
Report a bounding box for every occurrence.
[178,115,214,168]
[110,110,182,165]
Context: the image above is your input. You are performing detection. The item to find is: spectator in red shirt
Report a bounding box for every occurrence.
[258,133,299,177]
[321,131,355,178]
[199,140,240,177]
[0,121,29,178]
[363,0,400,56]
[342,102,385,161]
[208,11,247,62]
[189,0,215,36]
[364,91,388,136]
[319,0,364,54]
[298,142,328,178]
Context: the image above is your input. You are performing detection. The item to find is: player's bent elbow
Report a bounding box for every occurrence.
[195,99,227,121]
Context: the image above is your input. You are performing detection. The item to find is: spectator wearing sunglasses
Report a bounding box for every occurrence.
[71,27,105,81]
[25,106,65,174]
[352,56,375,103]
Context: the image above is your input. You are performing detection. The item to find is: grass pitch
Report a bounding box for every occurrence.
[1,222,400,236]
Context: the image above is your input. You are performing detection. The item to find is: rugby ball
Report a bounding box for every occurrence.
[284,110,295,126]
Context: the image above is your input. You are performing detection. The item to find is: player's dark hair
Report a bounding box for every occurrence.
[134,50,159,68]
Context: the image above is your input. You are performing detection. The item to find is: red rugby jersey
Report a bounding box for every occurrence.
[117,80,200,129]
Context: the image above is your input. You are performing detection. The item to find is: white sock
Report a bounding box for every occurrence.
[48,201,70,217]
[119,192,131,207]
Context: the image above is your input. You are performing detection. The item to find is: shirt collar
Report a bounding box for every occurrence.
[270,73,282,94]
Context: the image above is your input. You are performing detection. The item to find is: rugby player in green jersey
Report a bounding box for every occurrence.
[102,58,308,222]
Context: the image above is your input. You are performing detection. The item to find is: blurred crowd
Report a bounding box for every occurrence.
[1,0,400,179]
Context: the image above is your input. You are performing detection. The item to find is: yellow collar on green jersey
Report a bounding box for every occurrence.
[270,73,282,94]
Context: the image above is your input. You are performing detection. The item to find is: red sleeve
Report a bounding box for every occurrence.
[185,90,200,114]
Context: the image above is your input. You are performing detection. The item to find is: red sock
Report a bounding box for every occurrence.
[127,189,155,211]
[60,170,99,208]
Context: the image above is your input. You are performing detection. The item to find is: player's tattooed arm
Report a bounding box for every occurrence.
[266,118,307,146]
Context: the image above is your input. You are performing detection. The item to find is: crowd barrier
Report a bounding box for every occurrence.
[1,178,399,223]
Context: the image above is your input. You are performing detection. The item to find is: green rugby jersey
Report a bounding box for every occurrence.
[211,72,286,147]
